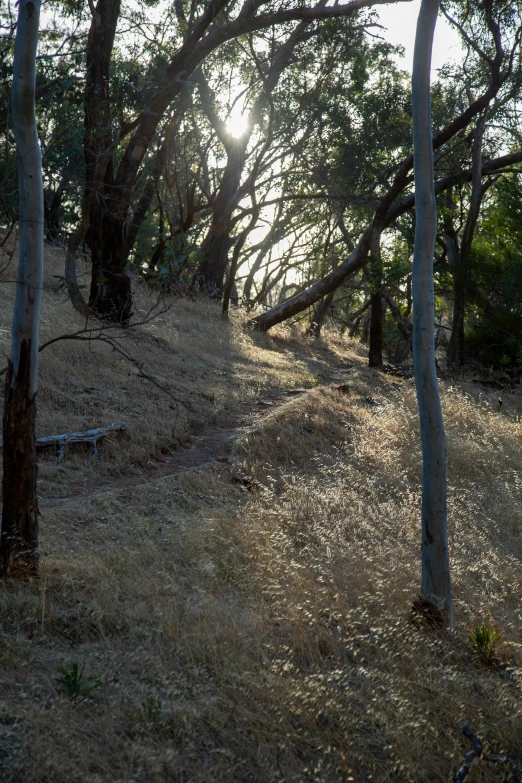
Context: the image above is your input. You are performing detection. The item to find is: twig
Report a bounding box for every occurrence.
[455,724,522,782]
[455,724,483,782]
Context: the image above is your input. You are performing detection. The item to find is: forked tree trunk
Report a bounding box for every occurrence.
[411,0,452,623]
[1,0,43,578]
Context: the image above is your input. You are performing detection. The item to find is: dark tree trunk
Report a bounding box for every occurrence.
[190,97,251,294]
[83,0,132,322]
[368,292,384,366]
[1,354,38,577]
[44,177,66,242]
[309,290,335,338]
[448,277,466,366]
[447,111,488,367]
[88,205,133,321]
[195,217,235,295]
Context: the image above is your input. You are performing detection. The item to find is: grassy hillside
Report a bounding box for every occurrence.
[1,248,522,782]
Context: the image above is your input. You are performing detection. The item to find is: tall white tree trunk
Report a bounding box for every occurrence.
[411,0,453,624]
[0,0,43,578]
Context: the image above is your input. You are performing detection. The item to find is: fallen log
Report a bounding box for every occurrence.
[1,422,125,458]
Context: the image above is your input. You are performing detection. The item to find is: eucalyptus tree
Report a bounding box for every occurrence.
[249,0,521,333]
[63,0,413,322]
[222,20,406,322]
[0,3,86,241]
[127,11,390,306]
[411,0,452,623]
[0,0,43,578]
[190,19,321,296]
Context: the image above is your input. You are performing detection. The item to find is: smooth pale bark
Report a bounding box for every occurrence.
[411,0,452,623]
[1,0,43,578]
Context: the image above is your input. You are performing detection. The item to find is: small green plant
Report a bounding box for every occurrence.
[56,662,102,698]
[141,695,163,723]
[469,622,502,665]
[303,374,320,389]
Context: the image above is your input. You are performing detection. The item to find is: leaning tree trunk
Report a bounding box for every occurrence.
[0,0,43,578]
[411,0,452,623]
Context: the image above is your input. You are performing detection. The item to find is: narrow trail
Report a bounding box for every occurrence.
[41,370,356,510]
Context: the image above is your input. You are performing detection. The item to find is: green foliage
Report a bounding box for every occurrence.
[464,175,522,370]
[143,236,200,292]
[469,622,502,665]
[56,662,102,698]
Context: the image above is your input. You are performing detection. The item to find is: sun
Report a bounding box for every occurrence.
[226,108,248,138]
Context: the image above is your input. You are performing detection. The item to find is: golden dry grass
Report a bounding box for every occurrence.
[1,247,522,782]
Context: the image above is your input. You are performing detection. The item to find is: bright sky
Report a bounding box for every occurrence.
[376,2,463,72]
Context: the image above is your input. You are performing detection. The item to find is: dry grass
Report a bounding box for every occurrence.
[1,247,522,781]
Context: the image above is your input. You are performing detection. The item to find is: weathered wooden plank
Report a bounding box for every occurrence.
[1,422,125,458]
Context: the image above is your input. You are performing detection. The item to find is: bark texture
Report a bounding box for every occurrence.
[411,0,452,623]
[1,354,38,577]
[83,0,130,321]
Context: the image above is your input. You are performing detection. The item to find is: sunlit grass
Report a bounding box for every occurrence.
[0,247,521,781]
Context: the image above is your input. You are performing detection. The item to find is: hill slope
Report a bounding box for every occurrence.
[1,248,522,782]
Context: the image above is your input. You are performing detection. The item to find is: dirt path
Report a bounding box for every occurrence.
[41,377,352,509]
